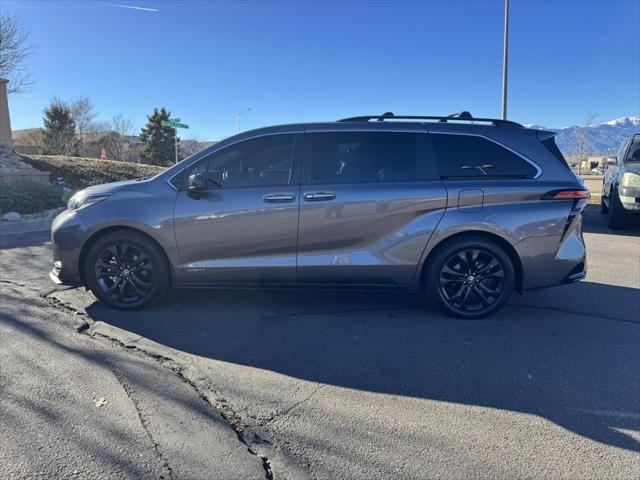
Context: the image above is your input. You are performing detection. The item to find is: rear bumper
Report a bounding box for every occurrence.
[515,212,587,290]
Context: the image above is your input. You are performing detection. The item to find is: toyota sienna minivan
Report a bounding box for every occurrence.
[50,112,589,318]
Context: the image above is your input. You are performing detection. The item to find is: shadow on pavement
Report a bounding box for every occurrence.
[84,279,640,453]
[581,204,640,236]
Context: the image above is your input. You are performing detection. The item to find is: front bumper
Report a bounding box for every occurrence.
[50,209,88,286]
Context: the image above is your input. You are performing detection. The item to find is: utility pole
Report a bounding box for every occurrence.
[237,107,252,133]
[501,0,510,120]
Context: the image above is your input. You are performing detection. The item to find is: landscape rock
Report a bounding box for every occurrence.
[2,212,21,222]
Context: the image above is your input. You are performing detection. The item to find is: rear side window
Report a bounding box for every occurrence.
[310,132,416,184]
[432,134,538,178]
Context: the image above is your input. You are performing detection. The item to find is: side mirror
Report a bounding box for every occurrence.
[188,173,205,198]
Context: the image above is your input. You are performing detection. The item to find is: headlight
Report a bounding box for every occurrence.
[67,193,110,211]
[621,172,640,188]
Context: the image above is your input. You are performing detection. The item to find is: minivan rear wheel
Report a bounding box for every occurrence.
[85,231,169,310]
[425,237,515,319]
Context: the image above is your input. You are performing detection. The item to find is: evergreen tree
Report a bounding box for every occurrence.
[139,107,176,166]
[42,100,78,156]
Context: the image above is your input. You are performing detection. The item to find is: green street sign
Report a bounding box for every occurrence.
[173,118,181,122]
[161,120,189,129]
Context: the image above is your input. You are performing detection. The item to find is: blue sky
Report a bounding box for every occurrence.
[5,0,639,140]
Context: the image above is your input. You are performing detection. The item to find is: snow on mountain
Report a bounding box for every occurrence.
[525,116,639,154]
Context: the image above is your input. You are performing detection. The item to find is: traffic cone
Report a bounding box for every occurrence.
[100,148,107,160]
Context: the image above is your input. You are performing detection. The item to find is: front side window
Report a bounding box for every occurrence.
[310,132,416,184]
[432,134,538,178]
[191,134,296,189]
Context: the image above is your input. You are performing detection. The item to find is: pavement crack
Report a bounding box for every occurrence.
[511,303,639,324]
[45,294,278,480]
[107,363,174,480]
[265,384,326,427]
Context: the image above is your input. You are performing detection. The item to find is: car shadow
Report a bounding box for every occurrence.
[85,280,640,453]
[582,204,640,236]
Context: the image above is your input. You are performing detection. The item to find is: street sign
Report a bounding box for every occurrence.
[161,120,189,129]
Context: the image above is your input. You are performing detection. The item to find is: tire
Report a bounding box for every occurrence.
[607,188,626,230]
[84,230,170,310]
[424,236,515,319]
[600,183,609,214]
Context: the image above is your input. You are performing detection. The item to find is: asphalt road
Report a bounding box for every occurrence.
[1,206,639,479]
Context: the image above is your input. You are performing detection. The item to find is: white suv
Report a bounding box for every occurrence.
[602,133,640,228]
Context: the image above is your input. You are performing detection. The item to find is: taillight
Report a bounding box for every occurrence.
[541,189,590,201]
[541,189,589,211]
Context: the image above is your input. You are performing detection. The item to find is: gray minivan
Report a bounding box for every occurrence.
[50,112,589,318]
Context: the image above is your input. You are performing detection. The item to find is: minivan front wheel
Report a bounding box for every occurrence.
[425,237,515,319]
[85,231,169,310]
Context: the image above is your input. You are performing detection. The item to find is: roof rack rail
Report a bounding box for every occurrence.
[337,111,522,127]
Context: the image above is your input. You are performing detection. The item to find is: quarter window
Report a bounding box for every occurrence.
[310,132,416,184]
[432,134,538,178]
[191,134,296,189]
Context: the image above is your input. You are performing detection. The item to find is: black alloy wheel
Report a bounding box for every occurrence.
[94,243,154,305]
[85,231,169,310]
[426,237,515,319]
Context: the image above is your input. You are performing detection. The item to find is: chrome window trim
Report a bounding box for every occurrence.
[430,131,543,179]
[166,127,543,187]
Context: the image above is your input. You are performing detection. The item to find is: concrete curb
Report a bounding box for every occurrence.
[0,218,52,236]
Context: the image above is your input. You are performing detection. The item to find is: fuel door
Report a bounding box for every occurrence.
[457,189,484,213]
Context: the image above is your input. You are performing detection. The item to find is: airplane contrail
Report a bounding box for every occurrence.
[109,4,159,12]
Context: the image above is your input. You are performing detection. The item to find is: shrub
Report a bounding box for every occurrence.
[0,180,65,214]
[19,155,166,190]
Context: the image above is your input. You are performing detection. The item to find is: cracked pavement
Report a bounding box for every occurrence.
[1,207,639,479]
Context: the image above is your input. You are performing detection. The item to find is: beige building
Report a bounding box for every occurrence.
[0,79,12,146]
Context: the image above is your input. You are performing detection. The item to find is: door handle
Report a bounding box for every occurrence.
[304,191,336,201]
[263,193,296,203]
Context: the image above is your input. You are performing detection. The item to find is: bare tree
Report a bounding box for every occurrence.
[576,112,597,175]
[19,128,44,153]
[70,97,97,154]
[99,113,134,161]
[0,11,34,93]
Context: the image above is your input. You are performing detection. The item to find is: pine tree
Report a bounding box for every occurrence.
[139,107,177,166]
[42,100,78,156]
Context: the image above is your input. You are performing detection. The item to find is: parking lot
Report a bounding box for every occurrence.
[1,205,639,479]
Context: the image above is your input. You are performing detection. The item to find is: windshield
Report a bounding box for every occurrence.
[625,140,640,162]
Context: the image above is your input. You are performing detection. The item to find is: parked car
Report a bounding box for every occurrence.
[50,112,589,318]
[601,133,640,229]
[591,167,603,175]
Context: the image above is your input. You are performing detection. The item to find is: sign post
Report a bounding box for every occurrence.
[161,119,190,164]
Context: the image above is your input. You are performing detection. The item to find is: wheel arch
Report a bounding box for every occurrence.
[420,230,523,293]
[78,226,175,286]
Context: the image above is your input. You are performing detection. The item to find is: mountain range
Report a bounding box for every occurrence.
[526,116,639,155]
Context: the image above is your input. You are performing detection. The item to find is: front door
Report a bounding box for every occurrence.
[297,130,447,287]
[174,133,301,284]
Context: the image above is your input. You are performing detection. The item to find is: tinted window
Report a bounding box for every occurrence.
[192,134,295,189]
[310,132,416,184]
[432,134,538,178]
[624,138,640,163]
